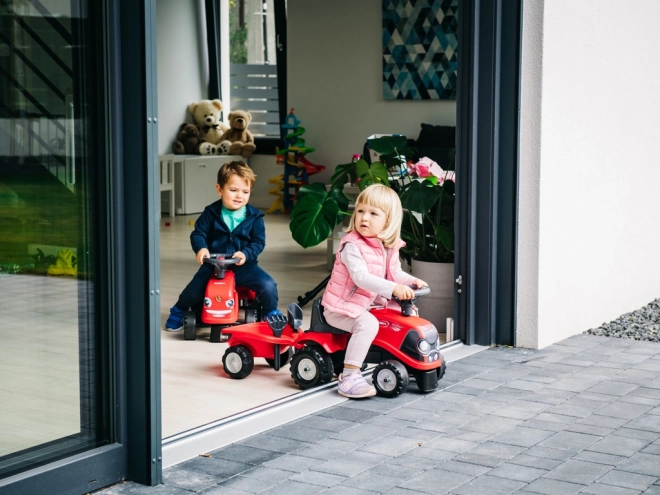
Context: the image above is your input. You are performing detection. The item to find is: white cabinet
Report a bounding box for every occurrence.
[172,155,246,215]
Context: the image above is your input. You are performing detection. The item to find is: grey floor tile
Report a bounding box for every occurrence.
[176,456,252,477]
[487,462,548,482]
[401,468,474,494]
[359,433,428,456]
[538,430,601,451]
[580,481,642,495]
[240,465,293,483]
[449,474,526,495]
[293,438,357,460]
[453,452,507,468]
[542,459,612,485]
[469,441,526,459]
[595,402,652,420]
[564,423,614,437]
[437,459,492,477]
[317,406,381,423]
[251,480,324,495]
[641,484,660,495]
[329,423,393,443]
[211,474,275,493]
[97,482,193,495]
[461,415,522,434]
[265,424,331,442]
[617,453,660,477]
[586,435,651,457]
[289,469,347,487]
[238,434,309,454]
[596,469,659,491]
[508,453,563,470]
[624,416,660,434]
[311,458,375,478]
[573,451,628,466]
[523,477,586,494]
[262,454,327,473]
[161,468,225,492]
[524,446,578,461]
[425,435,478,453]
[490,426,555,448]
[210,444,283,464]
[341,472,401,492]
[364,462,426,481]
[198,486,252,495]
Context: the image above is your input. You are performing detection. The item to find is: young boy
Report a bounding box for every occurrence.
[165,161,280,331]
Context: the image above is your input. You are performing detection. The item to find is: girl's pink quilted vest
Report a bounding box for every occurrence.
[321,230,405,318]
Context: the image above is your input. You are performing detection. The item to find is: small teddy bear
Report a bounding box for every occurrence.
[187,99,229,155]
[219,110,256,158]
[172,123,215,155]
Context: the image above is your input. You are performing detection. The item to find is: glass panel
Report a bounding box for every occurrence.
[229,0,280,138]
[0,0,110,478]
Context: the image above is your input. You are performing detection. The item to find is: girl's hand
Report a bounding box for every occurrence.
[393,284,415,300]
[413,278,428,289]
[196,248,210,264]
[232,251,246,266]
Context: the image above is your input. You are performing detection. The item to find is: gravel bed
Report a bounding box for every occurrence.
[584,298,660,342]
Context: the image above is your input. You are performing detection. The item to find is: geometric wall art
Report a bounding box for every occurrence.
[382,0,458,100]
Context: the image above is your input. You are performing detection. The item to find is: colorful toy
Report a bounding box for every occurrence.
[266,109,325,213]
[219,286,446,398]
[182,254,261,342]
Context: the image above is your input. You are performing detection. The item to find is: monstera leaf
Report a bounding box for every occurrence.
[330,161,358,190]
[355,158,390,191]
[289,183,349,248]
[399,179,442,214]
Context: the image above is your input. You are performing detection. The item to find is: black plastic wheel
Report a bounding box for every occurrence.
[373,360,409,398]
[290,347,331,390]
[265,347,293,369]
[183,311,197,341]
[437,355,446,380]
[222,345,254,379]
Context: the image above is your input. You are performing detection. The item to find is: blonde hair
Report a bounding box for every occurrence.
[217,161,256,188]
[347,184,403,248]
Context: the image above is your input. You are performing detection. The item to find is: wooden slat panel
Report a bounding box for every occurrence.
[230,75,278,89]
[231,88,278,99]
[230,99,279,111]
[229,64,277,75]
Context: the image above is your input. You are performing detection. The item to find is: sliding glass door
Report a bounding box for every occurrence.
[0,0,114,479]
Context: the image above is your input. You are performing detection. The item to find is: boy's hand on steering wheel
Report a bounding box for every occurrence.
[393,284,415,300]
[232,251,246,266]
[196,248,210,264]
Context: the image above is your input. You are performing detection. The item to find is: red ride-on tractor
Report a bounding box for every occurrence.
[290,287,446,397]
[182,254,262,342]
[220,303,303,378]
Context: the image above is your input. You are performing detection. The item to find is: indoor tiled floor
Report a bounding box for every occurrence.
[159,212,331,438]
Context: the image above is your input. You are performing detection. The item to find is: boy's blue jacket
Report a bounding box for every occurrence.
[190,201,266,263]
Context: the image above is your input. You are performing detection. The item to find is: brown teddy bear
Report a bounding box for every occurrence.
[187,99,229,155]
[219,110,256,158]
[172,123,215,155]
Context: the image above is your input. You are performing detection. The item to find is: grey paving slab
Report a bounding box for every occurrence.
[94,337,660,495]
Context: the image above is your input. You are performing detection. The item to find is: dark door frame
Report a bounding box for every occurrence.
[456,0,522,347]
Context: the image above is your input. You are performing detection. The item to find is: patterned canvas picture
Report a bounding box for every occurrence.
[383,0,458,100]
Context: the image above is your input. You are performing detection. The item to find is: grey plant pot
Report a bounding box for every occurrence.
[410,259,454,334]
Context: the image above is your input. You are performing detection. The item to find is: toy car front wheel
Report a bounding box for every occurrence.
[437,355,446,379]
[373,360,409,398]
[290,348,332,390]
[183,311,196,341]
[265,347,293,369]
[222,345,254,379]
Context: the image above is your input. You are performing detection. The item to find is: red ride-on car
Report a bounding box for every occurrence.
[220,303,303,378]
[290,287,446,397]
[182,254,262,342]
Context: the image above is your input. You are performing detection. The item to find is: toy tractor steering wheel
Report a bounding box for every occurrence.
[392,285,431,316]
[204,253,241,279]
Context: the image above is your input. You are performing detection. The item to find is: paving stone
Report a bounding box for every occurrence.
[251,480,324,495]
[392,446,457,466]
[161,468,225,492]
[612,428,660,441]
[543,459,612,485]
[487,462,547,482]
[317,406,381,423]
[365,462,426,481]
[581,367,628,377]
[548,376,609,393]
[612,369,660,384]
[240,465,294,483]
[436,460,492,477]
[329,423,393,443]
[594,402,652,420]
[444,384,486,396]
[629,388,660,400]
[609,354,652,366]
[289,469,347,487]
[294,415,358,432]
[580,482,644,495]
[262,454,327,473]
[293,439,356,460]
[508,453,563,470]
[572,451,628,466]
[397,424,450,438]
[482,386,532,398]
[469,441,526,459]
[518,419,567,432]
[524,446,578,461]
[425,391,474,404]
[453,452,507,468]
[448,397,509,416]
[642,445,660,455]
[177,456,252,477]
[266,424,331,442]
[198,486,252,495]
[341,396,412,414]
[238,434,308,454]
[578,414,631,429]
[520,374,564,385]
[490,426,555,448]
[623,397,660,407]
[443,430,494,443]
[401,468,474,494]
[404,398,454,412]
[462,415,522,434]
[641,484,660,495]
[387,406,448,422]
[311,458,377,478]
[479,368,533,383]
[595,470,658,491]
[366,415,417,429]
[564,423,614,437]
[340,471,401,492]
[384,488,433,495]
[449,474,525,495]
[538,430,601,451]
[617,453,660,477]
[577,392,620,403]
[625,416,660,434]
[586,435,651,457]
[98,482,193,495]
[534,413,581,427]
[546,403,599,418]
[523,477,586,494]
[211,474,275,492]
[425,436,478,453]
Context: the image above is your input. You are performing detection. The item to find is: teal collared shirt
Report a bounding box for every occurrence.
[221,205,247,232]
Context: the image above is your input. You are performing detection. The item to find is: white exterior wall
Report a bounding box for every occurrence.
[518,0,660,349]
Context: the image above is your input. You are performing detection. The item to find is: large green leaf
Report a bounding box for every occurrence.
[355,158,390,191]
[296,182,328,201]
[289,186,342,248]
[367,135,408,155]
[399,179,442,214]
[330,161,357,190]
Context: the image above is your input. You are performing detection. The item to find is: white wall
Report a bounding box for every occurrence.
[156,0,208,156]
[287,0,456,184]
[518,0,660,349]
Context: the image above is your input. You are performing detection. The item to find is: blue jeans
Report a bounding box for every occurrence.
[175,262,279,315]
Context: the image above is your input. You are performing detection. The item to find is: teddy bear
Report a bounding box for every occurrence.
[219,110,256,158]
[172,123,216,155]
[187,99,230,155]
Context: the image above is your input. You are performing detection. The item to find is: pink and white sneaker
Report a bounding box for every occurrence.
[337,372,376,399]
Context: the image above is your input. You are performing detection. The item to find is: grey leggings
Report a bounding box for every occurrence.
[323,309,379,367]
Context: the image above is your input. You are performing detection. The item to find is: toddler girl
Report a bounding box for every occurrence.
[321,184,427,399]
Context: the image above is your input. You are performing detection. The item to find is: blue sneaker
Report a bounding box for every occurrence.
[265,309,284,319]
[165,306,185,331]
